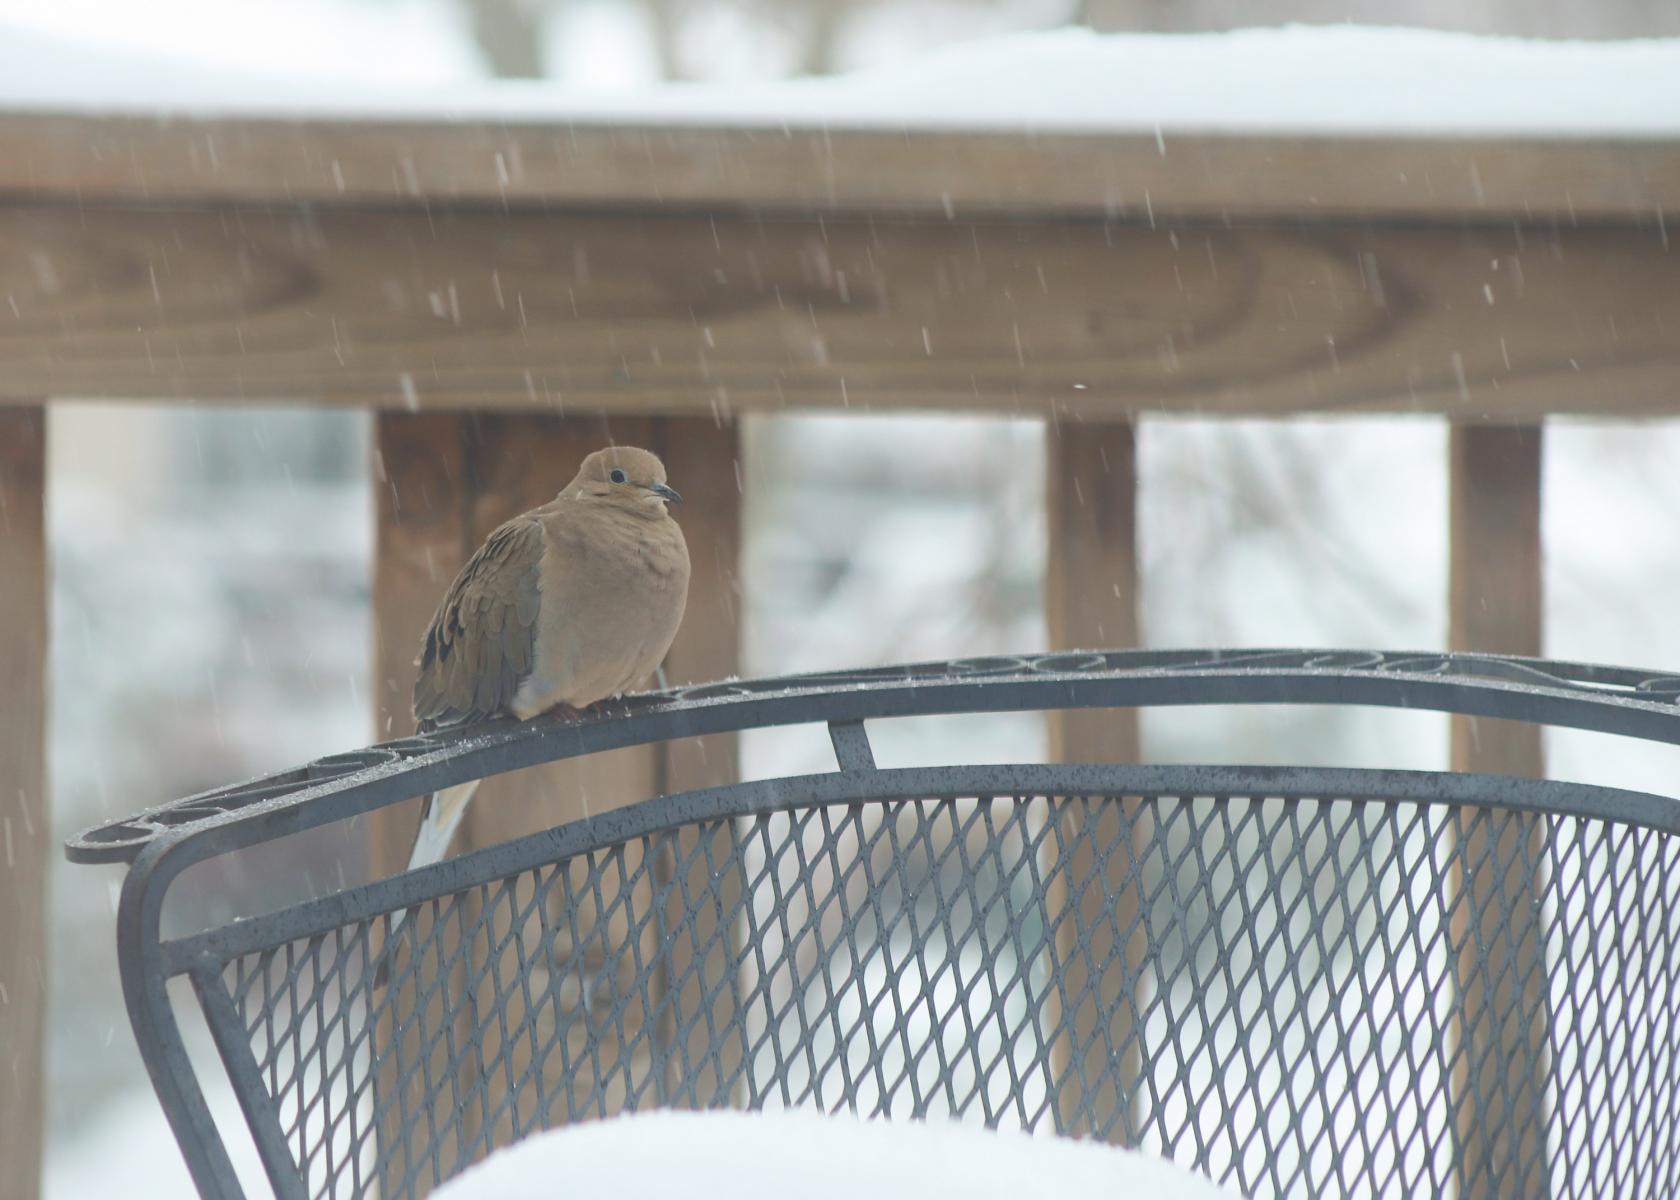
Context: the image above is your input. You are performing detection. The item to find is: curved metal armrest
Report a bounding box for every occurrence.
[67,647,1680,869]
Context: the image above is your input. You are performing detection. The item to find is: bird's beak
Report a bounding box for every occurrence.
[647,482,682,504]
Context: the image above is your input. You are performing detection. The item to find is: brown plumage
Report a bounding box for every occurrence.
[378,446,689,984]
[411,446,688,731]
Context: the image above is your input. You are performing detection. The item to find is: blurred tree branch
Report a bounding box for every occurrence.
[466,0,547,78]
[643,0,692,80]
[1081,0,1679,38]
[454,0,1679,84]
[795,0,852,75]
[458,0,1064,83]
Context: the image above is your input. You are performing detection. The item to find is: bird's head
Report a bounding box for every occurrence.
[568,445,682,512]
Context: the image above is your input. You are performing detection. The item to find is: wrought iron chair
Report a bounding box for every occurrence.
[68,650,1680,1200]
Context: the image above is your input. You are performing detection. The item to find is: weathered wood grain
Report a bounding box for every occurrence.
[0,407,46,1200]
[1450,424,1545,777]
[370,413,741,1160]
[369,412,467,874]
[1046,422,1142,711]
[1446,423,1549,1200]
[453,414,669,1153]
[368,411,471,1198]
[1044,421,1143,1140]
[650,418,742,796]
[1,207,1673,418]
[1,114,1675,222]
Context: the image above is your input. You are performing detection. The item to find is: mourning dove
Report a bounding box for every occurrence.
[377,445,689,983]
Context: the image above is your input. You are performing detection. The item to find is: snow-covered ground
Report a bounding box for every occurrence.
[433,1109,1244,1197]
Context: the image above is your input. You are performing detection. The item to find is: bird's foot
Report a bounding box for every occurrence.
[557,700,613,721]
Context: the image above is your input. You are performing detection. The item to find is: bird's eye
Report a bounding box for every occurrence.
[609,468,627,484]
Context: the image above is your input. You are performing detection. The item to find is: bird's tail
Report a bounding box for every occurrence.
[371,779,481,988]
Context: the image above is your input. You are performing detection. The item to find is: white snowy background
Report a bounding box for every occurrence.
[12,0,1680,1195]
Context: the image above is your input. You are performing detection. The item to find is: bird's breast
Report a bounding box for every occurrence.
[527,511,689,712]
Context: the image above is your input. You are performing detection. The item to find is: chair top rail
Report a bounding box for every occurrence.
[65,647,1680,867]
[161,759,1680,978]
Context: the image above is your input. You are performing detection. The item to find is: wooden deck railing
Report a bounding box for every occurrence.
[3,111,1677,1200]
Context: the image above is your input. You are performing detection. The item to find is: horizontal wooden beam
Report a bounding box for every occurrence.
[2,114,1676,222]
[1,205,1675,418]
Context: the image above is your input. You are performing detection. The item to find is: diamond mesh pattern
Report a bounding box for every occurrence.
[209,789,1680,1200]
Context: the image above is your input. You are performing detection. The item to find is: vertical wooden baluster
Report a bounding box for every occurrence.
[370,413,469,874]
[1044,419,1143,1141]
[0,407,46,1200]
[646,419,744,1107]
[370,411,470,1197]
[1448,422,1550,1200]
[456,415,661,1151]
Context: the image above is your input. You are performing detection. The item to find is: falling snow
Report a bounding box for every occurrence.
[16,5,1680,1196]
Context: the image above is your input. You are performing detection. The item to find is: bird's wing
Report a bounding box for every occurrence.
[413,515,546,728]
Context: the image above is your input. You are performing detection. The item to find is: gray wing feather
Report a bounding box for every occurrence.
[413,517,545,728]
